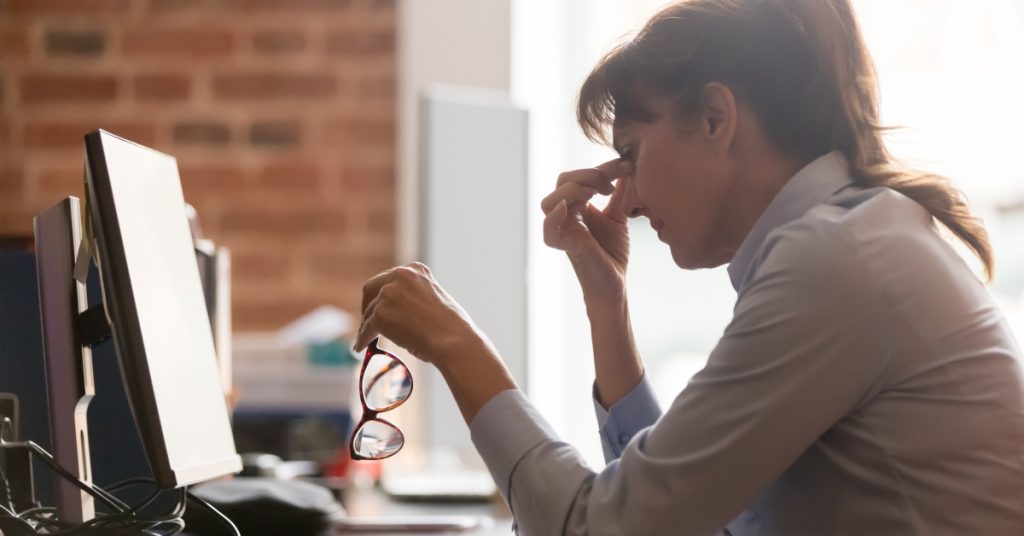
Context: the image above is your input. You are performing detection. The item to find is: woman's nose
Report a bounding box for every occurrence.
[619,177,647,219]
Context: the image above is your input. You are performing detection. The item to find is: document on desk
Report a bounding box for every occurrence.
[334,515,488,533]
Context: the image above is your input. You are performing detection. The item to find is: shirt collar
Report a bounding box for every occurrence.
[726,151,854,292]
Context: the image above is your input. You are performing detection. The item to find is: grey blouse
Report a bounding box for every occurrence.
[470,152,1024,535]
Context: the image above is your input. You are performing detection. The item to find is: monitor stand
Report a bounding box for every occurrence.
[34,196,110,523]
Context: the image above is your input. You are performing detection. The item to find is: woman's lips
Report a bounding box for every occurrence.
[651,219,668,240]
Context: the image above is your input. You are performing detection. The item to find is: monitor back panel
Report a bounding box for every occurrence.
[85,130,241,487]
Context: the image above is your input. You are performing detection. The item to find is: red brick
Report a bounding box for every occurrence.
[36,167,85,198]
[229,250,290,279]
[220,203,346,236]
[232,299,330,331]
[366,207,394,233]
[134,74,191,101]
[326,28,394,56]
[0,168,24,196]
[0,209,36,237]
[252,30,306,54]
[21,74,118,103]
[178,165,246,195]
[225,0,351,10]
[0,29,31,59]
[212,73,336,100]
[5,0,130,14]
[325,117,393,145]
[173,121,231,146]
[339,164,394,192]
[257,161,320,190]
[0,0,398,332]
[149,0,203,9]
[23,120,156,149]
[356,74,395,99]
[249,120,301,147]
[308,251,393,280]
[45,28,107,57]
[122,29,234,58]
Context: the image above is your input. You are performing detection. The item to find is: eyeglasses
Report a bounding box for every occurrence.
[349,337,414,461]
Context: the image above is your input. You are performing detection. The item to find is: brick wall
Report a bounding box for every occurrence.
[0,0,396,331]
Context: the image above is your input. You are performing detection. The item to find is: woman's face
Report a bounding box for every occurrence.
[613,96,739,270]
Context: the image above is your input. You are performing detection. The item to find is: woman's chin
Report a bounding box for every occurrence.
[669,245,700,270]
[670,244,728,270]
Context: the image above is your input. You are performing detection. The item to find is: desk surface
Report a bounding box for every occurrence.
[340,486,513,535]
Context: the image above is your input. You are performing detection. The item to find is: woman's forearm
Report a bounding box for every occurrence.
[427,296,642,422]
[434,331,519,424]
[586,295,644,409]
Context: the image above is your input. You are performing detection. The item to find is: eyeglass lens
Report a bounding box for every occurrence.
[351,419,405,460]
[362,352,413,411]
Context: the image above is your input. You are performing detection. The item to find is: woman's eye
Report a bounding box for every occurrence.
[620,148,635,163]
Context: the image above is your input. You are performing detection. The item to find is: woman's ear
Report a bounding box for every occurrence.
[700,82,737,152]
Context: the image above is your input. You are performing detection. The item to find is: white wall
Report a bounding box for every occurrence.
[398,0,511,264]
[396,0,513,463]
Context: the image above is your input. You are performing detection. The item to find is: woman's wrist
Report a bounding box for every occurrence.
[585,292,644,408]
[584,291,629,323]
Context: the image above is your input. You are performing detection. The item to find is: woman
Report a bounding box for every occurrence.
[354,0,1024,533]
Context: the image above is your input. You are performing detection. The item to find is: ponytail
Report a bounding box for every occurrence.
[577,0,994,280]
[775,0,993,280]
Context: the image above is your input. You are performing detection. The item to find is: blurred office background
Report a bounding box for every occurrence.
[0,0,396,331]
[2,0,1023,474]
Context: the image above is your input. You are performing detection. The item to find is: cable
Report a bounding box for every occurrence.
[56,488,186,535]
[0,444,15,513]
[101,477,162,516]
[0,441,193,536]
[186,490,240,536]
[0,439,240,536]
[1,440,128,513]
[106,477,157,492]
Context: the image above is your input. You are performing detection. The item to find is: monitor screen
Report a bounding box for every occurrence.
[84,130,241,488]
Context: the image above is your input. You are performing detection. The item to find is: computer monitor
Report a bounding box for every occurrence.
[81,129,241,488]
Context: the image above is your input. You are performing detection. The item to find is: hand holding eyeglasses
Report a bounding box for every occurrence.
[353,262,479,365]
[353,262,518,431]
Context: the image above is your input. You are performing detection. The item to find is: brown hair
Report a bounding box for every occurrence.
[578,0,994,280]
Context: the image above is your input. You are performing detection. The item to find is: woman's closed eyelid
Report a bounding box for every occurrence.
[620,146,636,163]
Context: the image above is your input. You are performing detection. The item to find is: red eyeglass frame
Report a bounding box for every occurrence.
[349,337,414,461]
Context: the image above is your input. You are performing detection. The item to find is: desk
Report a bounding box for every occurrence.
[340,486,513,535]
